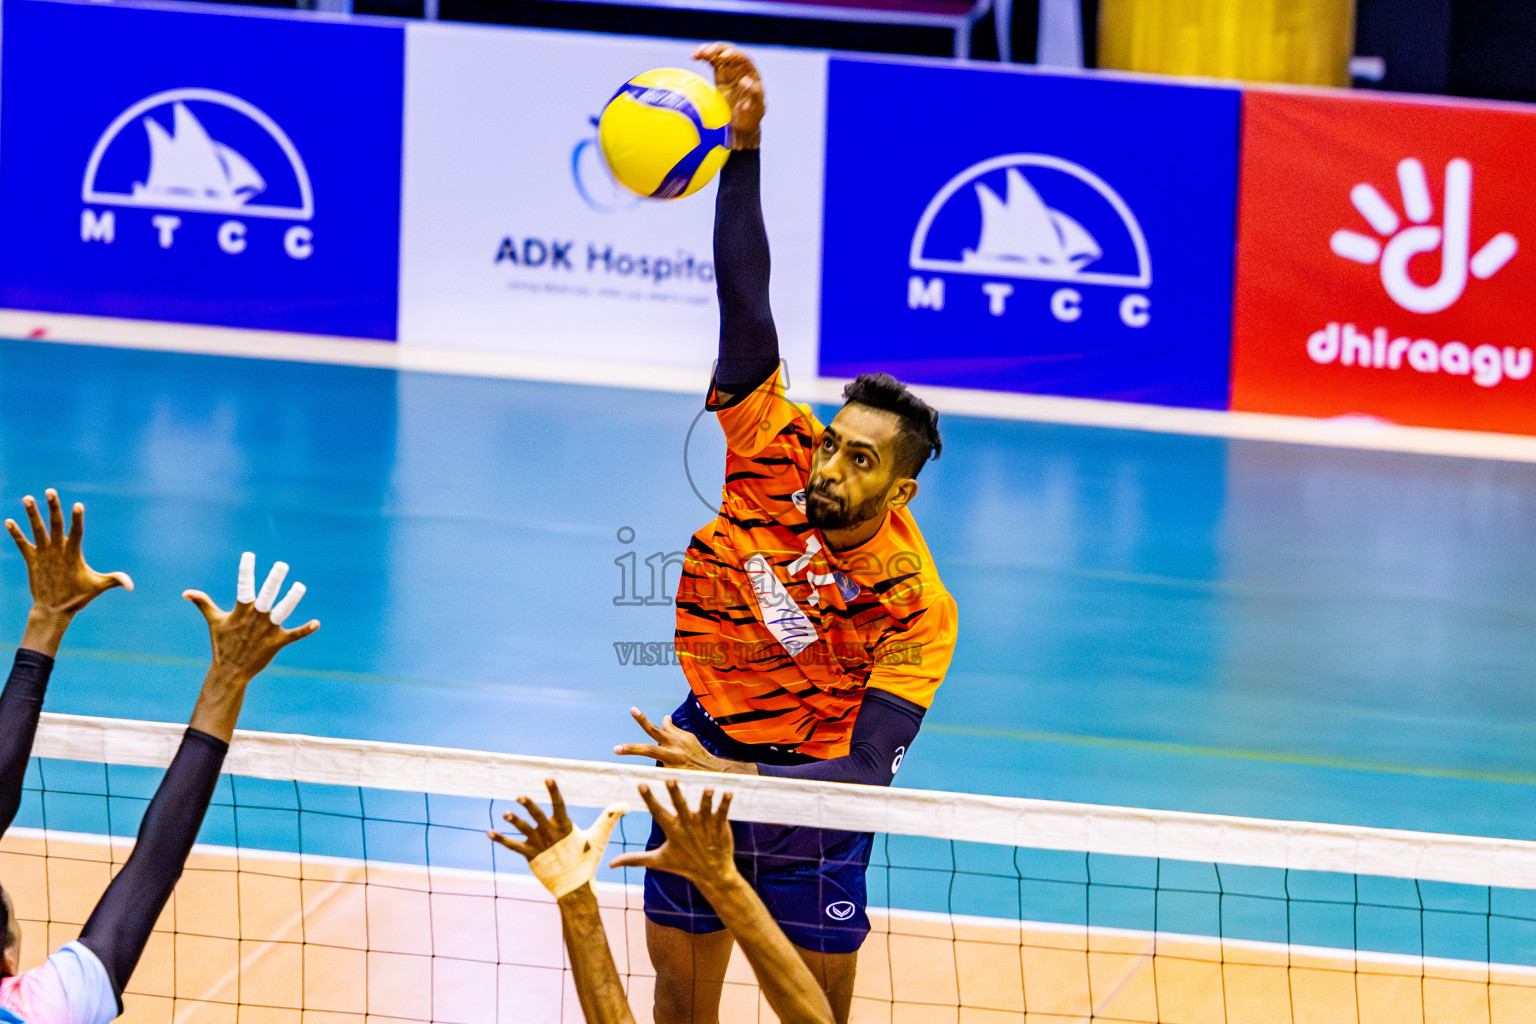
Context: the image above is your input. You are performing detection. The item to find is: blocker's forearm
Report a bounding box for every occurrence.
[557,885,637,1024]
[79,727,228,995]
[714,149,779,395]
[699,873,835,1024]
[0,648,55,837]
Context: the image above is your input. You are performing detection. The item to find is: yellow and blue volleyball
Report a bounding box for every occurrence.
[598,68,732,200]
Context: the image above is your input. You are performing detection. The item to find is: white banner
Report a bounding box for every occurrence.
[398,23,826,377]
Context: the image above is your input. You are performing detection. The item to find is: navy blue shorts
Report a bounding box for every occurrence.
[641,695,873,954]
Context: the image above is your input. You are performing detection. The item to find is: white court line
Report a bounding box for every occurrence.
[5,308,1536,464]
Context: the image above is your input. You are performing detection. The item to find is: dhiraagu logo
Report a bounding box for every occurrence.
[80,88,315,259]
[907,154,1152,329]
[1329,157,1517,315]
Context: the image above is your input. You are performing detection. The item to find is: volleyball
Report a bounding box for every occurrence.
[598,68,732,200]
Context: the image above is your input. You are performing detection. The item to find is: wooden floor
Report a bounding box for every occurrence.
[7,829,1536,1024]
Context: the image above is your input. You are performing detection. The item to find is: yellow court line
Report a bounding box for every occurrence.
[924,723,1536,787]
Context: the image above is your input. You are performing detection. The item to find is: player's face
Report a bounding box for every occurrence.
[807,404,909,531]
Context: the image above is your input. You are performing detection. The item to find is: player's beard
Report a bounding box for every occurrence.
[806,482,887,532]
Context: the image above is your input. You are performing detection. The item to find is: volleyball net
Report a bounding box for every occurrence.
[9,712,1536,1024]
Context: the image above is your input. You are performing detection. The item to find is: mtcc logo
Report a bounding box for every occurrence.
[79,88,315,259]
[1329,157,1518,314]
[907,154,1152,328]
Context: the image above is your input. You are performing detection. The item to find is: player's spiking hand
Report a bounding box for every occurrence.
[693,42,764,150]
[6,489,133,657]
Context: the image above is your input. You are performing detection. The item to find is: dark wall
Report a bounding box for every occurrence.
[1353,0,1451,94]
[1355,0,1536,102]
[1449,0,1536,102]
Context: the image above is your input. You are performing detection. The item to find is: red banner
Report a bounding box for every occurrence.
[1231,89,1536,433]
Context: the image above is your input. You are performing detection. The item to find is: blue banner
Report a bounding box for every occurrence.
[0,0,403,338]
[818,59,1241,408]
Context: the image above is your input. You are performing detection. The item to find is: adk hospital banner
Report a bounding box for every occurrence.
[0,0,1532,436]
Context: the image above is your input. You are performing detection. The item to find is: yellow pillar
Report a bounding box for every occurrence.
[1097,0,1356,87]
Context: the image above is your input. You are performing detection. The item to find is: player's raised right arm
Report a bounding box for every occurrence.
[489,780,636,1024]
[612,781,836,1024]
[78,554,317,999]
[694,43,777,405]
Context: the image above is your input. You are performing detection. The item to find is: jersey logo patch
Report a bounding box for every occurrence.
[826,901,857,921]
[744,553,818,656]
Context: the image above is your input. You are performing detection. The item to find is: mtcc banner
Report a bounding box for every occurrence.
[0,0,404,338]
[818,60,1241,409]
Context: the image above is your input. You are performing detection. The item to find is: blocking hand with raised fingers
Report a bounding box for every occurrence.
[184,552,319,685]
[489,778,629,899]
[610,780,738,891]
[6,488,133,619]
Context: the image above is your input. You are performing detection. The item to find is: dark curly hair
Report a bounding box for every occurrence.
[841,373,943,479]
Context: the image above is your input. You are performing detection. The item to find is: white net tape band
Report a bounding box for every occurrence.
[30,711,1536,891]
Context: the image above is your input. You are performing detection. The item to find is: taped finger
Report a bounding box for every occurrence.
[270,582,306,625]
[237,552,257,604]
[255,561,289,613]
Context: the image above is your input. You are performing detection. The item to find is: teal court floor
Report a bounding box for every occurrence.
[6,336,1536,837]
[11,335,1536,959]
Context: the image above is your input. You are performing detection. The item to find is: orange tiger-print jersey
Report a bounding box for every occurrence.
[674,369,959,760]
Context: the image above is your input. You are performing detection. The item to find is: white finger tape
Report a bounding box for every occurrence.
[270,583,306,626]
[237,552,257,605]
[254,562,289,614]
[527,803,630,898]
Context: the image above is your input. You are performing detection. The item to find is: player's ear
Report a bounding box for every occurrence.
[886,477,919,511]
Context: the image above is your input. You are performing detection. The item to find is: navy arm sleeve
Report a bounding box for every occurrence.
[712,149,780,399]
[757,689,925,787]
[79,727,229,1000]
[0,649,56,838]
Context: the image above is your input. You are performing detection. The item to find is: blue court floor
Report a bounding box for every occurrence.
[8,336,1536,844]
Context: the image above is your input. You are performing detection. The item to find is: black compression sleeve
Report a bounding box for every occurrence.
[712,149,780,398]
[0,649,55,838]
[79,727,229,998]
[757,689,925,787]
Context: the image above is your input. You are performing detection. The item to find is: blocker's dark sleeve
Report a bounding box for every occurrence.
[757,689,925,787]
[79,727,229,999]
[0,648,56,838]
[711,149,780,400]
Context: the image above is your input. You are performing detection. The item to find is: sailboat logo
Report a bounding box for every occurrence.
[82,88,313,220]
[910,154,1151,288]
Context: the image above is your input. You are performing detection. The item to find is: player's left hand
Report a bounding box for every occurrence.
[614,707,758,775]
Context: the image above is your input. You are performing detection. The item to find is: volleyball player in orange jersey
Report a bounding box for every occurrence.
[614,44,959,1024]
